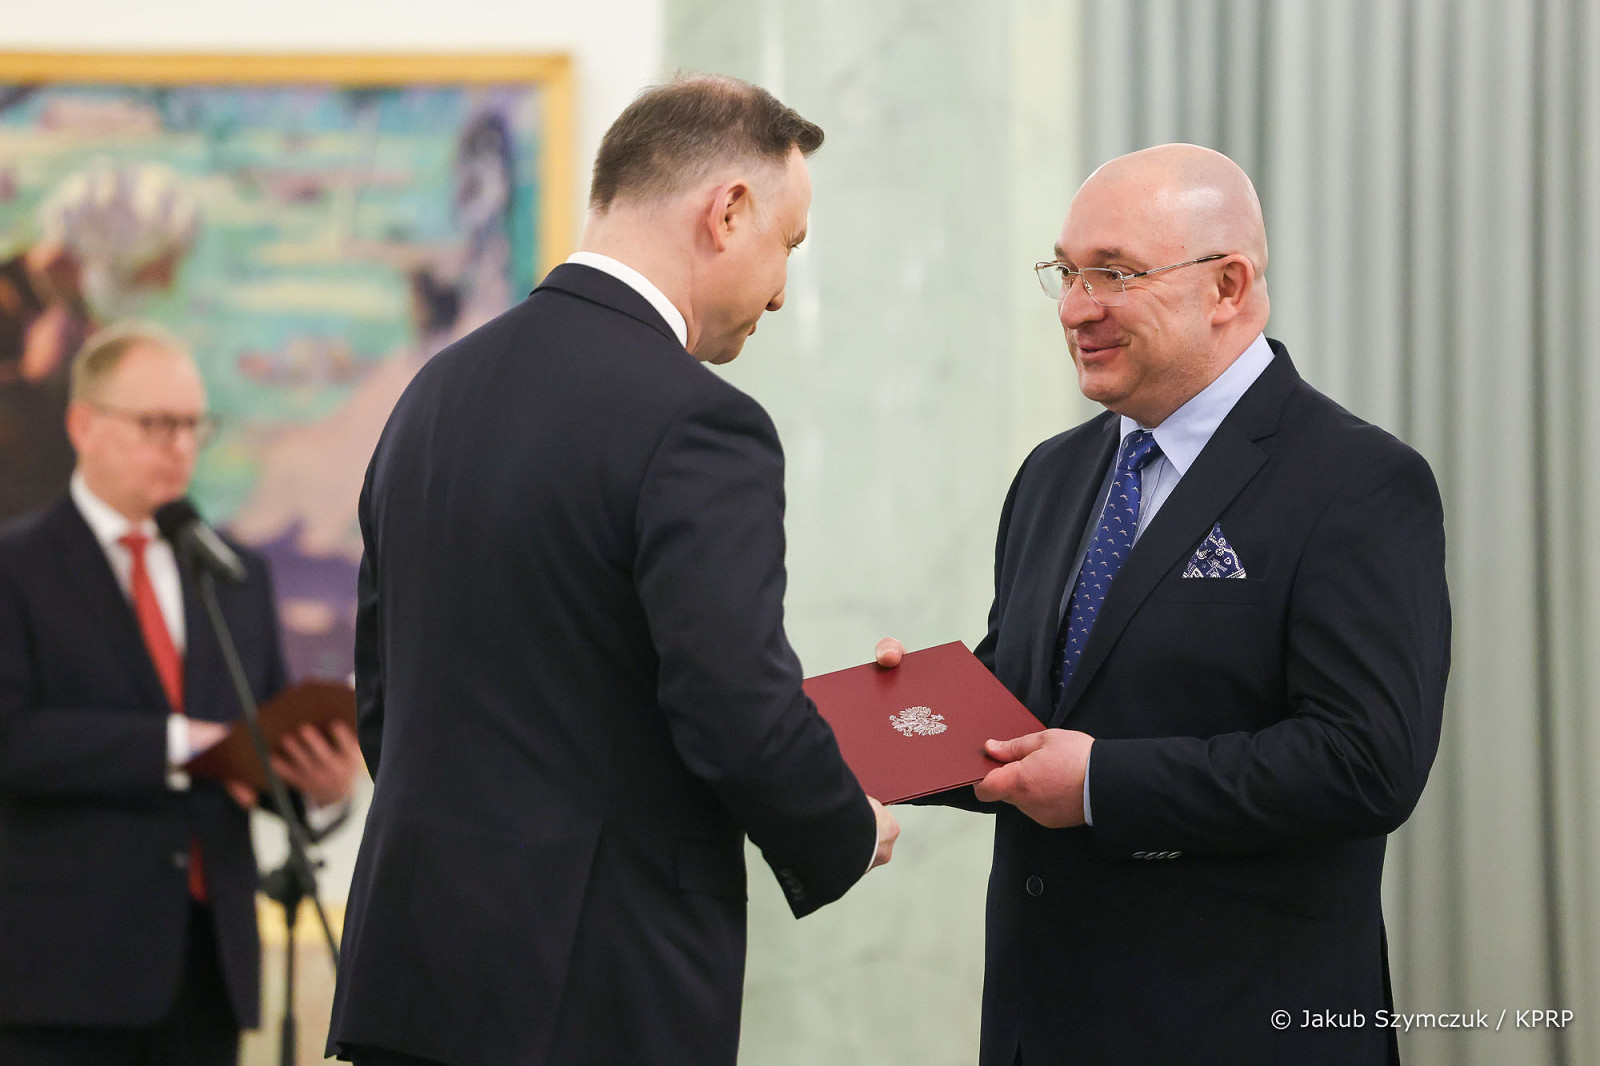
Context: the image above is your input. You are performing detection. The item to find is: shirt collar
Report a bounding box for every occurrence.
[1120,333,1275,475]
[70,471,157,549]
[565,251,689,349]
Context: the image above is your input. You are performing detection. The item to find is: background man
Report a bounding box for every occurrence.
[328,75,898,1066]
[0,322,361,1066]
[882,143,1450,1065]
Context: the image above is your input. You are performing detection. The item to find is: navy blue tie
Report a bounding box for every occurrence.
[1059,430,1163,694]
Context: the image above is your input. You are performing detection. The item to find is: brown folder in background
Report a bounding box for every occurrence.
[803,641,1043,804]
[185,679,356,789]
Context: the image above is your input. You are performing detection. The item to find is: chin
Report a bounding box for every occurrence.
[1075,369,1121,408]
[700,340,746,366]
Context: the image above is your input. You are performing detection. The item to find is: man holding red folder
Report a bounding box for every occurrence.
[883,144,1449,1065]
[329,76,897,1066]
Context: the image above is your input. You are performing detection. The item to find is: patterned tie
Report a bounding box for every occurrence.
[1058,430,1163,694]
[120,532,207,901]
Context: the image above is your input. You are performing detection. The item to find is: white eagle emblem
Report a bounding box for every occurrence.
[890,705,948,737]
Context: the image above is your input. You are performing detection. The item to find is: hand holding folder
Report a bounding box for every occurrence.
[803,641,1044,804]
[185,679,358,793]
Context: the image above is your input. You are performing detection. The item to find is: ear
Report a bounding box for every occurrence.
[700,179,756,253]
[1209,256,1255,326]
[64,400,93,453]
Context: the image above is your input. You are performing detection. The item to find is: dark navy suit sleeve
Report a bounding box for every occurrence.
[1087,448,1450,853]
[634,387,875,916]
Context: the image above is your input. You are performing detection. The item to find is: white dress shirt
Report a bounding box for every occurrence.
[71,473,199,788]
[565,251,689,349]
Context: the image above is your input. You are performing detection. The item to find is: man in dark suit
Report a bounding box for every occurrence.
[881,144,1450,1064]
[0,323,360,1065]
[328,75,899,1066]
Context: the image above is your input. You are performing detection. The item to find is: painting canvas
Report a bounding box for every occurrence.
[0,53,574,680]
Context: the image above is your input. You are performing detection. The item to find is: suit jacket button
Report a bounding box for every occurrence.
[172,851,189,870]
[1025,875,1044,897]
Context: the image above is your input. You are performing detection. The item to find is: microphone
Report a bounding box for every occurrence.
[154,498,248,584]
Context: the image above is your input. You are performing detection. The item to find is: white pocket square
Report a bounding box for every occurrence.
[1183,523,1247,579]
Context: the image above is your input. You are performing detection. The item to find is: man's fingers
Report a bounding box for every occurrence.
[974,762,1022,804]
[276,729,311,767]
[326,719,359,752]
[225,779,258,809]
[291,723,336,763]
[985,731,1048,764]
[186,718,230,755]
[874,637,905,668]
[869,796,900,869]
[269,754,298,784]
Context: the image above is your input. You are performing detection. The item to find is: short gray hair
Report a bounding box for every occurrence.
[589,73,823,211]
[69,321,190,403]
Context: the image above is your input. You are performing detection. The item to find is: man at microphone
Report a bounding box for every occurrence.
[0,321,361,1065]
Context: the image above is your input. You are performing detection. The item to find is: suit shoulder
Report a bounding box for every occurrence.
[1015,411,1118,479]
[433,288,766,424]
[0,510,47,551]
[0,501,66,562]
[1280,380,1439,494]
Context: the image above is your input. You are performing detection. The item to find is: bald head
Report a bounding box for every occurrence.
[1053,144,1271,427]
[1080,143,1267,275]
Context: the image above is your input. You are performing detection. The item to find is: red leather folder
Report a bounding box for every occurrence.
[803,641,1043,804]
[185,679,356,789]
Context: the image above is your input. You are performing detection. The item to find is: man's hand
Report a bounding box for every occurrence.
[186,717,231,755]
[224,779,258,809]
[271,720,362,808]
[868,796,900,869]
[874,637,905,668]
[973,729,1094,828]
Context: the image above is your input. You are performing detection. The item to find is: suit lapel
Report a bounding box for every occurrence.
[1051,345,1301,724]
[47,499,173,714]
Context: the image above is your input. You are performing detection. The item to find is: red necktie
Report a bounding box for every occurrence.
[120,532,207,902]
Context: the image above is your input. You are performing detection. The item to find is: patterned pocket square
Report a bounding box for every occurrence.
[1183,523,1248,579]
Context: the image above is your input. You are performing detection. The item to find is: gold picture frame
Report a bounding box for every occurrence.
[0,51,576,273]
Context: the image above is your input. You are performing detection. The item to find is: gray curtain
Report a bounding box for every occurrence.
[1082,2,1600,1063]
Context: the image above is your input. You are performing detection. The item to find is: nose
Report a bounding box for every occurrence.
[167,427,202,459]
[1058,275,1105,328]
[767,289,786,312]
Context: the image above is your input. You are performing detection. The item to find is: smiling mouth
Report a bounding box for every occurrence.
[1074,338,1122,360]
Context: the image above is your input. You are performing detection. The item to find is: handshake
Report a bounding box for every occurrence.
[857,636,1100,875]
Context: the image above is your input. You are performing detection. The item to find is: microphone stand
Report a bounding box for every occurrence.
[190,565,340,1066]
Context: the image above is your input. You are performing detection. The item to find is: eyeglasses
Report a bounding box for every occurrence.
[1032,253,1229,306]
[90,403,219,447]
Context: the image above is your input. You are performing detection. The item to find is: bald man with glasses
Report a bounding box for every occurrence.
[881,144,1450,1065]
[0,322,360,1065]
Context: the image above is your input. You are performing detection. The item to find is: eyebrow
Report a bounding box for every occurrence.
[1052,245,1131,264]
